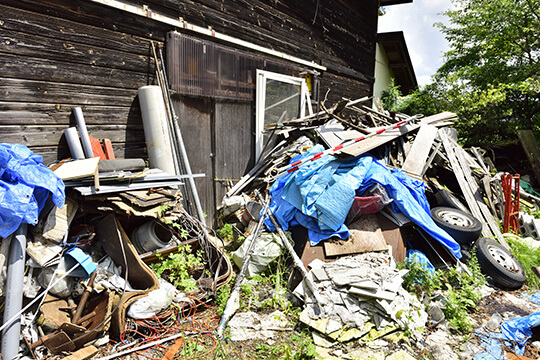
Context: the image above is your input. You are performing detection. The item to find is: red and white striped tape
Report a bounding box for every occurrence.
[275,115,421,178]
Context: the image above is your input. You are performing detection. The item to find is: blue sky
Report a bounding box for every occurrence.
[378,0,454,86]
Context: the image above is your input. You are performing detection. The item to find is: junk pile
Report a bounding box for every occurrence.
[0,43,234,359]
[217,93,540,354]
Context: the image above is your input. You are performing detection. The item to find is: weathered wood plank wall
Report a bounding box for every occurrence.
[0,0,379,223]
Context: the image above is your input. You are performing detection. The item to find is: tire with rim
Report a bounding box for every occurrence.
[435,189,470,214]
[431,206,482,244]
[475,237,526,290]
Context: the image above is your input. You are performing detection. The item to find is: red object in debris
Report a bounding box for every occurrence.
[346,195,384,224]
[501,173,520,234]
[88,136,107,160]
[101,139,115,159]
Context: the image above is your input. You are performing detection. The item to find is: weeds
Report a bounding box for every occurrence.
[400,252,486,334]
[506,235,540,289]
[150,244,205,292]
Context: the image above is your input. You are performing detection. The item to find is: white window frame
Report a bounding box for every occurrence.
[255,70,311,159]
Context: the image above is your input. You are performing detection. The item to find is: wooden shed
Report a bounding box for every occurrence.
[0,0,410,224]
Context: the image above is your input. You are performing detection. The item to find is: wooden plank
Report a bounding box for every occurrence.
[401,124,438,177]
[339,112,457,158]
[1,0,169,42]
[517,130,540,186]
[323,214,387,256]
[0,4,153,56]
[0,102,142,126]
[454,144,508,248]
[0,28,154,73]
[0,52,153,89]
[0,78,138,107]
[54,158,100,180]
[440,129,492,238]
[0,125,144,146]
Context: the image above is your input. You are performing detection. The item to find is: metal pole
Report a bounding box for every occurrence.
[216,199,271,337]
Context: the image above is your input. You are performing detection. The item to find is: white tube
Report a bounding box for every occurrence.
[64,127,86,160]
[72,107,94,158]
[138,86,176,175]
[1,224,27,360]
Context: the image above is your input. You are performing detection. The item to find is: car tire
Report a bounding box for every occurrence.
[435,189,470,214]
[431,206,483,244]
[475,237,526,290]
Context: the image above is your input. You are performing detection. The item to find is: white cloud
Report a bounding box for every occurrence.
[378,0,454,86]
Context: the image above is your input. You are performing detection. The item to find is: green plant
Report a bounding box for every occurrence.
[254,330,317,360]
[507,235,540,289]
[150,244,205,292]
[400,253,486,334]
[399,258,442,296]
[215,284,231,315]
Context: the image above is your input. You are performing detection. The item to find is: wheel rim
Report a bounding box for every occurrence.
[487,244,520,273]
[438,210,473,227]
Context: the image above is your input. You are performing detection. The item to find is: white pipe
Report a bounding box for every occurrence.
[72,107,94,158]
[1,224,27,360]
[64,127,86,160]
[138,86,176,175]
[89,0,326,71]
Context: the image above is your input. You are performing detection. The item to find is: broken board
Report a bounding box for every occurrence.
[401,123,438,178]
[323,214,387,257]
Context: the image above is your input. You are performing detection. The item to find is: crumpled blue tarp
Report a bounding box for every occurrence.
[0,144,65,238]
[501,311,540,355]
[265,145,461,258]
[406,250,435,276]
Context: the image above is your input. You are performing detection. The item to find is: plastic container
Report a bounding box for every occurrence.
[346,183,392,224]
[239,201,263,226]
[131,221,173,254]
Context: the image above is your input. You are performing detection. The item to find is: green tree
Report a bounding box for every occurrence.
[390,0,540,146]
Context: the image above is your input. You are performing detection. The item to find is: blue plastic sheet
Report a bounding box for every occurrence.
[265,145,461,258]
[501,311,540,355]
[406,250,435,276]
[0,144,65,238]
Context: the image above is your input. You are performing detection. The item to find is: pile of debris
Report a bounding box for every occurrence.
[3,82,540,359]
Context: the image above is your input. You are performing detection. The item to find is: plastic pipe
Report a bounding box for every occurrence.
[1,224,27,360]
[72,107,94,158]
[64,127,86,160]
[138,86,176,175]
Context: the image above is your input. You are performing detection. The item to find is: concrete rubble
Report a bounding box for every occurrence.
[295,252,427,342]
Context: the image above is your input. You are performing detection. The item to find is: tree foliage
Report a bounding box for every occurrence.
[387,0,540,146]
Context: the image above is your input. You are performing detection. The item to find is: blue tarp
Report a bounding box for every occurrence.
[501,312,540,355]
[0,144,65,238]
[265,145,461,258]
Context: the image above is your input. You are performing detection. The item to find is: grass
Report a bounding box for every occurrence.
[506,235,540,289]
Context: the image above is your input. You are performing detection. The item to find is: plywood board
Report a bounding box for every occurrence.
[323,214,387,257]
[53,158,99,180]
[401,124,438,177]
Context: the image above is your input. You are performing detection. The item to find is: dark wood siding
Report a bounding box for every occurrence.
[0,0,379,223]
